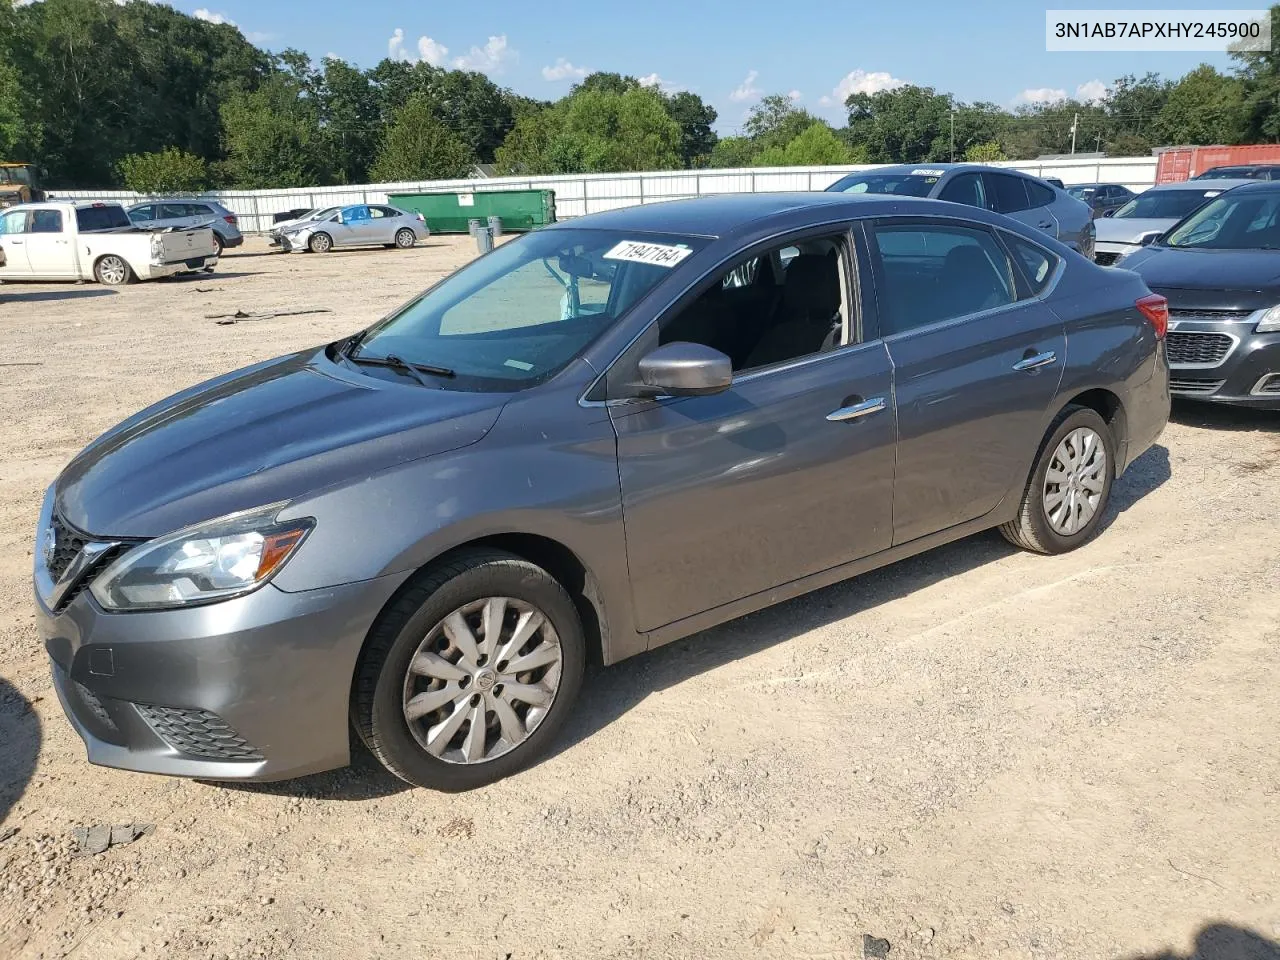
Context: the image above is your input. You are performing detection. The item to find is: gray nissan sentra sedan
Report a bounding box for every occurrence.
[35,193,1171,791]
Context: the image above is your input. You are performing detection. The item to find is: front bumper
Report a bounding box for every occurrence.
[1166,317,1280,408]
[35,543,409,781]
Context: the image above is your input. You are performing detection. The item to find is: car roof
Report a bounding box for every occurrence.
[1216,179,1280,194]
[547,191,1017,239]
[843,162,1043,178]
[1149,178,1257,191]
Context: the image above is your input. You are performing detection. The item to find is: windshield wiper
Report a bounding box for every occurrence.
[346,352,455,384]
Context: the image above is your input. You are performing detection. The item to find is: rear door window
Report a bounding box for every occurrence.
[870,220,1016,335]
[986,174,1032,213]
[938,173,987,209]
[129,205,155,222]
[159,203,188,219]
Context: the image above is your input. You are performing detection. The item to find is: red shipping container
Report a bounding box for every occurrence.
[1156,144,1280,183]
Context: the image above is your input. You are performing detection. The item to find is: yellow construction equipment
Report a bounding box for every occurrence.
[0,163,45,208]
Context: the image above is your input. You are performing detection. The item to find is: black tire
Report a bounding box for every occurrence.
[352,549,585,791]
[394,228,416,249]
[1000,405,1116,554]
[211,233,224,258]
[308,232,332,254]
[93,254,132,286]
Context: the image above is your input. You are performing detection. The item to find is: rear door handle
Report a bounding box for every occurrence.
[1013,351,1057,371]
[1036,221,1054,230]
[827,397,887,422]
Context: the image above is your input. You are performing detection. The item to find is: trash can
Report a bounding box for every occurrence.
[475,226,494,254]
[487,215,503,238]
[467,218,482,237]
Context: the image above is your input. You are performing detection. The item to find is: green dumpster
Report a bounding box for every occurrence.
[387,189,556,234]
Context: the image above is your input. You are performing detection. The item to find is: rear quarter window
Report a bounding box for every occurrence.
[989,174,1031,213]
[1026,181,1056,207]
[1002,232,1059,296]
[75,206,131,231]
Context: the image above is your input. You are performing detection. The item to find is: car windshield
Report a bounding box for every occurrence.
[310,207,339,220]
[1114,190,1220,220]
[353,228,709,391]
[0,167,32,185]
[1164,190,1280,250]
[827,171,939,197]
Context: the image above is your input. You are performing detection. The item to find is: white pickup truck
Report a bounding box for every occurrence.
[0,201,218,285]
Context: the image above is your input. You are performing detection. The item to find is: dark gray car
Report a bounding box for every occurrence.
[825,163,1095,258]
[34,194,1170,791]
[127,200,243,257]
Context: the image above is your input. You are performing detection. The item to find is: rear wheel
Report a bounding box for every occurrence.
[353,550,585,791]
[1000,405,1115,554]
[211,233,224,258]
[308,232,332,254]
[94,255,132,286]
[394,228,416,249]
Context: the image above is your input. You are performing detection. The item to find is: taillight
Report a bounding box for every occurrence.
[224,214,237,225]
[1136,293,1168,339]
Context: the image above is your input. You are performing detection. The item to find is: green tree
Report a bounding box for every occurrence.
[846,85,954,162]
[117,147,208,192]
[553,86,681,172]
[664,91,718,168]
[1105,73,1170,139]
[745,94,819,152]
[1155,65,1246,145]
[370,93,475,181]
[708,136,757,168]
[1230,4,1280,141]
[963,140,1006,162]
[753,122,854,165]
[219,75,324,188]
[316,57,380,182]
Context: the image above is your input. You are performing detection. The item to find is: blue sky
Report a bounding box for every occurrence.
[175,0,1236,133]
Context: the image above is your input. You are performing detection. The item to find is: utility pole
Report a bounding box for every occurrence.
[1070,112,1079,155]
[950,109,955,162]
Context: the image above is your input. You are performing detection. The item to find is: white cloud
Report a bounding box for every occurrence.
[639,72,678,93]
[1014,86,1068,105]
[452,35,514,74]
[787,89,801,101]
[194,8,234,25]
[1076,79,1108,103]
[820,69,905,106]
[542,58,588,82]
[729,69,761,103]
[387,28,449,66]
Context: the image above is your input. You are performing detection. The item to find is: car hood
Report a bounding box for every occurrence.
[1121,245,1280,310]
[55,349,506,538]
[1095,217,1175,244]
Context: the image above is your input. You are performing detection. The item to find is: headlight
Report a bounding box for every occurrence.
[1254,305,1280,333]
[90,504,312,611]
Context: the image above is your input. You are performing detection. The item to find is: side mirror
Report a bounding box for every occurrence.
[1138,232,1159,246]
[334,213,344,224]
[1103,208,1115,217]
[636,342,733,397]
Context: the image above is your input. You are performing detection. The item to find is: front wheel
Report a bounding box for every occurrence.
[94,255,132,286]
[394,228,416,249]
[1000,405,1115,554]
[353,550,585,791]
[308,232,332,254]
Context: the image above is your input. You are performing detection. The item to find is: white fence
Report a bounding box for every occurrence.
[55,156,1159,235]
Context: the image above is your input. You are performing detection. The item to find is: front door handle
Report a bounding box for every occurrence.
[1013,351,1057,371]
[827,397,887,422]
[1036,221,1054,230]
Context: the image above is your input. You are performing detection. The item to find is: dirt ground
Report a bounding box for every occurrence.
[1,236,1278,960]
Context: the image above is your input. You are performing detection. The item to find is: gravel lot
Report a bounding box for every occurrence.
[1,236,1278,960]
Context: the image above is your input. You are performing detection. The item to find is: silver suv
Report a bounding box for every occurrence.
[126,200,244,257]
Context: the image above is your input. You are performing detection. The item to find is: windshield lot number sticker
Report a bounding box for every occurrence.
[604,240,693,268]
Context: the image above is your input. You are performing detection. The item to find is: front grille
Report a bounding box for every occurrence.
[47,513,87,582]
[136,704,264,762]
[1094,251,1121,266]
[1169,377,1225,395]
[1167,331,1234,366]
[1168,308,1253,321]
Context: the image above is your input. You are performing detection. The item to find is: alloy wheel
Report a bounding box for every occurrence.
[1042,426,1107,535]
[97,256,127,285]
[401,597,563,765]
[395,229,415,248]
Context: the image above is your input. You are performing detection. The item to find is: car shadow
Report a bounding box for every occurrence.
[1128,922,1280,960]
[203,730,410,801]
[159,271,256,282]
[0,288,116,303]
[553,440,1169,763]
[1172,400,1278,432]
[0,676,41,825]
